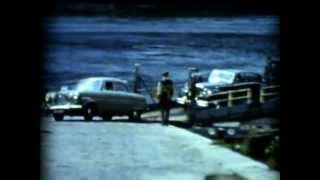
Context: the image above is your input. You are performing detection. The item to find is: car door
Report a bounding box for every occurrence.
[111,82,133,113]
[96,81,117,113]
[98,81,132,114]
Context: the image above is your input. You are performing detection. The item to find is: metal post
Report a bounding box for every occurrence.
[188,67,193,79]
[228,91,233,107]
[188,67,198,80]
[227,91,232,121]
[260,88,264,103]
[133,63,140,93]
[247,89,252,104]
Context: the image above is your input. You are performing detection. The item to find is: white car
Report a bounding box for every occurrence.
[45,77,147,121]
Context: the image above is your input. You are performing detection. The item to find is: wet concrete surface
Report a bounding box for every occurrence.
[41,111,279,180]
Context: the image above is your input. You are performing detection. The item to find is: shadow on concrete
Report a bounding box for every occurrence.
[53,117,161,124]
[40,129,52,134]
[50,117,193,128]
[168,120,193,128]
[205,174,247,180]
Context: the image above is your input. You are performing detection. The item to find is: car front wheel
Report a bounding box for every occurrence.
[84,105,95,121]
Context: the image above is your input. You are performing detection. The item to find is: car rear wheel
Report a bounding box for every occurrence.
[53,113,64,121]
[102,114,112,121]
[129,111,141,121]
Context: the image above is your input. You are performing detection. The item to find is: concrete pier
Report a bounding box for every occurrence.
[41,111,279,180]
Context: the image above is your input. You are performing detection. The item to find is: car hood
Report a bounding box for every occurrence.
[53,89,78,96]
[195,82,229,89]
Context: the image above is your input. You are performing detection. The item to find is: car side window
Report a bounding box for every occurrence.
[239,73,262,83]
[234,74,243,83]
[103,81,114,91]
[113,82,129,92]
[240,73,253,82]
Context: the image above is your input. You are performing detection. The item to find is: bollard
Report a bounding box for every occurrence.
[133,63,141,93]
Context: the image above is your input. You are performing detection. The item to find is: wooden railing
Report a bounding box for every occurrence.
[196,88,252,108]
[196,85,279,108]
[260,85,280,103]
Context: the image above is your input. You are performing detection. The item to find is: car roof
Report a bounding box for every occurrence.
[81,77,128,84]
[211,69,243,74]
[211,69,261,75]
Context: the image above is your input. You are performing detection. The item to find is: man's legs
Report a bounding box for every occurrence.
[160,100,171,125]
[161,108,169,125]
[164,108,170,125]
[161,109,166,125]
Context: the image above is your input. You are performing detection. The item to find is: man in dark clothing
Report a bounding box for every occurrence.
[187,74,200,100]
[187,68,203,100]
[156,72,174,125]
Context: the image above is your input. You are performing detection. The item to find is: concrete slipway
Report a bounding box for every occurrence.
[41,114,279,180]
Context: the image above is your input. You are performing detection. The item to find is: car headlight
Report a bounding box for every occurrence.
[68,92,79,101]
[227,129,236,136]
[45,93,55,102]
[206,89,213,95]
[200,89,212,97]
[45,94,50,102]
[72,95,79,100]
[208,128,216,136]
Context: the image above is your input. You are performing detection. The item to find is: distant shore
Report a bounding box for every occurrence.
[48,2,278,17]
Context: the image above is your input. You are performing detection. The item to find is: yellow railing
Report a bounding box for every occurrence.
[196,85,280,108]
[260,85,280,103]
[197,88,252,108]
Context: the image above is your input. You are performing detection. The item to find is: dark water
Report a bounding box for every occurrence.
[44,16,279,93]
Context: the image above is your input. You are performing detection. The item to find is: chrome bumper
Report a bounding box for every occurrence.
[176,96,188,105]
[176,97,210,108]
[176,97,191,105]
[48,104,83,114]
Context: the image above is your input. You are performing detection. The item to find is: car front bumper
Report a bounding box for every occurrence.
[176,96,191,105]
[48,104,83,115]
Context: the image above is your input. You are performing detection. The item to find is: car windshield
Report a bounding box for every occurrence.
[72,79,102,92]
[208,70,236,85]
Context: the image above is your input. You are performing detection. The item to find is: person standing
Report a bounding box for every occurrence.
[156,72,174,125]
[186,69,202,126]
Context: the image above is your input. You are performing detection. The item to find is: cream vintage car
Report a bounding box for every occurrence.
[45,77,147,121]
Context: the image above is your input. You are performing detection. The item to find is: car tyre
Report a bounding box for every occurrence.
[102,114,112,121]
[84,105,95,121]
[129,111,141,121]
[53,113,64,121]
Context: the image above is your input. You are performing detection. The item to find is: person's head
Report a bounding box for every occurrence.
[162,72,169,79]
[190,67,199,73]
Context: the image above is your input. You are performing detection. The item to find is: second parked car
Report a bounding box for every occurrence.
[177,69,262,105]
